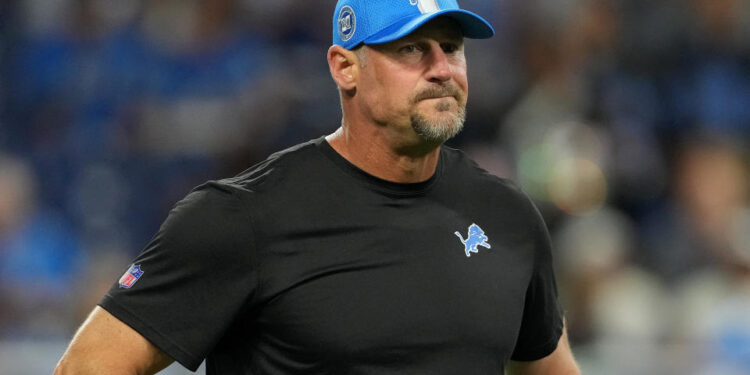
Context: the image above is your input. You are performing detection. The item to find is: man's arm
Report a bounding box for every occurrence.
[54,306,174,375]
[506,324,580,375]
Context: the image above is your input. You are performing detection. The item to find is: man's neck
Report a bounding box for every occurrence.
[325,125,441,184]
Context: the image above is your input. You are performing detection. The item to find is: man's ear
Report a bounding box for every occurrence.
[328,45,360,94]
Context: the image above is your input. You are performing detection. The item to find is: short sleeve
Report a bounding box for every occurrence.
[510,202,564,361]
[99,182,258,371]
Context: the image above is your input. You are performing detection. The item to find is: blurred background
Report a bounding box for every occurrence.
[1,0,749,373]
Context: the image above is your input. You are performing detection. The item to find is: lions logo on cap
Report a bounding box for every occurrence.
[410,0,441,14]
[338,5,356,42]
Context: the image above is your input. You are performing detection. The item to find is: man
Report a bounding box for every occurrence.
[56,1,579,374]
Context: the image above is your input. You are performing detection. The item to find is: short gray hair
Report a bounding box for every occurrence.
[353,45,367,67]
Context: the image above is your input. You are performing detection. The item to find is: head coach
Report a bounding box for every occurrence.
[56,1,579,374]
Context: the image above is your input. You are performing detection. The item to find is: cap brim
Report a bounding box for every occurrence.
[363,9,495,46]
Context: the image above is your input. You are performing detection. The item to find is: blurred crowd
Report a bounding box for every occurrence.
[1,0,749,373]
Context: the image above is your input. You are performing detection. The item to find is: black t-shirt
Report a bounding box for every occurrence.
[100,137,563,374]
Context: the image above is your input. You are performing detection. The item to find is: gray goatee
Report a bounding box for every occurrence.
[411,105,466,144]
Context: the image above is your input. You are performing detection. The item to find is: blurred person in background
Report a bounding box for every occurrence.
[55,1,578,374]
[554,207,671,374]
[7,0,274,253]
[641,134,749,284]
[670,0,750,134]
[659,135,750,374]
[0,154,83,337]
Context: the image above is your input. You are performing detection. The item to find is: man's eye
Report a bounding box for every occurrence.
[441,43,458,53]
[400,44,418,54]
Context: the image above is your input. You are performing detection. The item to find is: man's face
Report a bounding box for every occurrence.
[356,17,468,145]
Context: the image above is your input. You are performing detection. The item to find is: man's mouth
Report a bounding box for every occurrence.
[414,86,461,103]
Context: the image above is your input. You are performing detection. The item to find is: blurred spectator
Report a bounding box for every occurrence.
[555,207,672,374]
[0,154,83,337]
[667,0,750,135]
[641,134,749,283]
[673,236,750,375]
[658,134,749,374]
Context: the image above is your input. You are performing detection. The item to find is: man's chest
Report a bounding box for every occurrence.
[249,199,535,366]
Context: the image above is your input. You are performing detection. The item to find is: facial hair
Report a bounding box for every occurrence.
[410,84,467,144]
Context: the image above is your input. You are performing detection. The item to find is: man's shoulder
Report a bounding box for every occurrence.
[220,138,327,192]
[441,145,525,198]
[176,138,328,209]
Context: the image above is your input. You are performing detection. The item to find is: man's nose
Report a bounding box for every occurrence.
[425,47,452,83]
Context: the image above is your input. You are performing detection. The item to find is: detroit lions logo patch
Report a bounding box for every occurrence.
[338,5,356,42]
[455,223,491,257]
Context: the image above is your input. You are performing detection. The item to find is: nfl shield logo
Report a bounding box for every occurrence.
[119,264,144,288]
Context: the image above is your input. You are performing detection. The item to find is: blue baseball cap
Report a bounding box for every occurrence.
[333,0,495,50]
